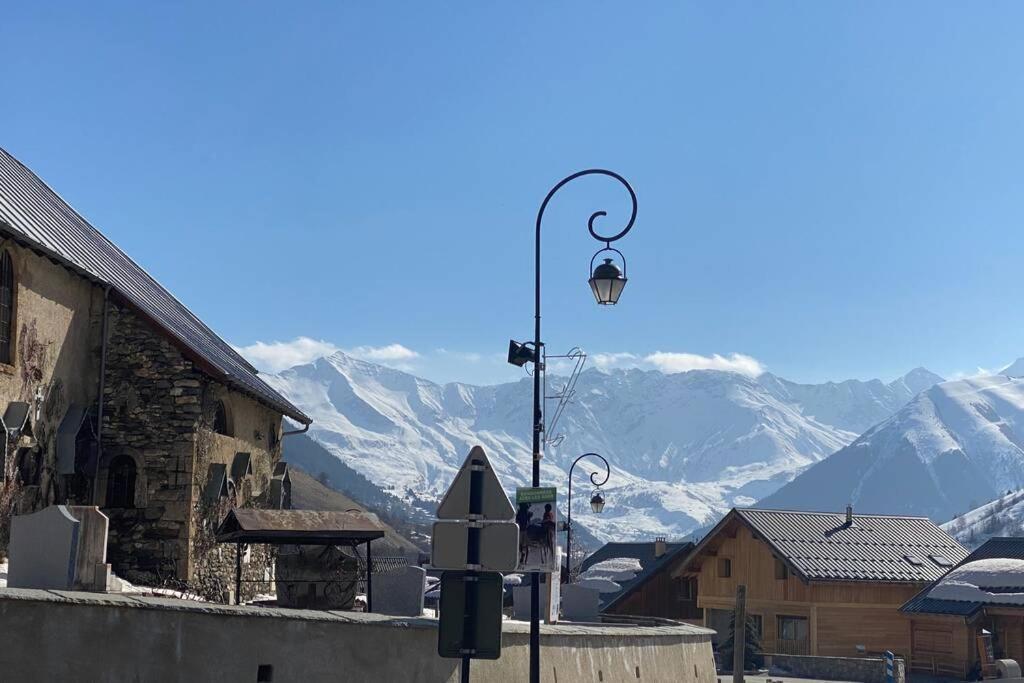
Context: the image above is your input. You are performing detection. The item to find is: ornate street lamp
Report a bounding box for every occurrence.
[510,169,637,683]
[565,452,611,583]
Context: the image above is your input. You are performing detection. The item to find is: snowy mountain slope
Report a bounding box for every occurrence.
[757,367,944,435]
[761,375,1024,522]
[268,352,936,541]
[943,489,1024,549]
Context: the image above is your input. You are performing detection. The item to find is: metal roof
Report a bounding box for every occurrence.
[579,541,694,610]
[0,148,310,423]
[901,537,1024,617]
[215,509,386,545]
[683,508,968,584]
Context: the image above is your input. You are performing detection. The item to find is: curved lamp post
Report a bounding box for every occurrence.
[510,169,637,683]
[565,452,611,582]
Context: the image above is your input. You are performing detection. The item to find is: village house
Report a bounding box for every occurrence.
[0,148,311,596]
[675,506,968,659]
[901,536,1024,679]
[579,538,699,622]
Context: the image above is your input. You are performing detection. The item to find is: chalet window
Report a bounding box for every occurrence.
[777,615,809,654]
[106,455,137,508]
[718,557,731,578]
[774,557,788,580]
[213,401,231,436]
[929,554,953,567]
[268,422,278,450]
[0,249,14,365]
[675,577,695,601]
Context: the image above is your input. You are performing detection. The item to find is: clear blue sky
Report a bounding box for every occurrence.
[4,2,1024,385]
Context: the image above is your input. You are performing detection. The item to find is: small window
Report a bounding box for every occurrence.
[0,249,14,365]
[774,557,788,580]
[904,554,924,566]
[268,422,279,450]
[106,455,137,508]
[675,577,695,601]
[718,557,731,578]
[929,554,953,567]
[213,401,231,436]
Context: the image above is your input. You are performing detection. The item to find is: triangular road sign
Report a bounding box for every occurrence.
[436,446,515,520]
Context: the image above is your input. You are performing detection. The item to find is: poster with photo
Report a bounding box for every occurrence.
[515,486,558,573]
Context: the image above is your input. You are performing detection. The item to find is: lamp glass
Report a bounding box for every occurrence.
[590,492,606,513]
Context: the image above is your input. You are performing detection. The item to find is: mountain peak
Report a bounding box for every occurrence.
[890,367,944,396]
[1001,358,1024,378]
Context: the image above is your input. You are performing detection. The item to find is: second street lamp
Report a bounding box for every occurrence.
[565,452,611,583]
[509,169,638,683]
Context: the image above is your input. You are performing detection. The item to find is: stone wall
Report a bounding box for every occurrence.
[0,588,718,683]
[767,653,906,683]
[101,301,279,596]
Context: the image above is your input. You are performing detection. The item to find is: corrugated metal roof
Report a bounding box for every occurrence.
[731,508,968,583]
[0,148,310,423]
[579,541,693,610]
[901,536,1024,616]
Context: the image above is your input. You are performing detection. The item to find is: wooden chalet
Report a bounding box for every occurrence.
[675,506,968,659]
[579,538,699,621]
[901,537,1024,679]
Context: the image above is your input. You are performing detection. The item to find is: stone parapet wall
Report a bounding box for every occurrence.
[0,588,717,683]
[767,653,906,683]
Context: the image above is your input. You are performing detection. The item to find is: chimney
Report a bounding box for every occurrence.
[845,503,853,525]
[654,537,667,558]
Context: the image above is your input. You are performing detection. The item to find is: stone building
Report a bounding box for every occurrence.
[0,147,311,595]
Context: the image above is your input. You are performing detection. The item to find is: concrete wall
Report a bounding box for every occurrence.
[0,588,717,683]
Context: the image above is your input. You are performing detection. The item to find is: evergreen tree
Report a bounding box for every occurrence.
[719,612,763,672]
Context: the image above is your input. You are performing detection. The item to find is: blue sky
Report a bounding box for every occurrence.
[4,2,1024,386]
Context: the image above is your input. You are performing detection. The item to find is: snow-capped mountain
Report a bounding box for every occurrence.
[943,489,1024,549]
[761,373,1024,522]
[758,367,945,435]
[267,352,939,542]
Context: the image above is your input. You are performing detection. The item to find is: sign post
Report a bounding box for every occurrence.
[433,446,517,682]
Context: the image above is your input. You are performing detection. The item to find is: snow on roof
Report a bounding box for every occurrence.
[577,577,623,594]
[578,557,643,583]
[927,558,1024,605]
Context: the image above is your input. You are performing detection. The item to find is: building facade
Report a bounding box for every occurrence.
[676,507,968,659]
[0,148,310,596]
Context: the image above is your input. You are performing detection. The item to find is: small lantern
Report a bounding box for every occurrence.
[588,251,627,305]
[590,490,606,514]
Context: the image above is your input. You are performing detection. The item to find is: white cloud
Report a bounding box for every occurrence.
[347,344,420,362]
[591,352,641,370]
[232,337,341,373]
[644,352,765,377]
[234,338,419,373]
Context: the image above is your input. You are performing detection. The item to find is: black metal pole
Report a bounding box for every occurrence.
[366,539,373,613]
[461,454,485,682]
[529,170,637,683]
[565,453,610,582]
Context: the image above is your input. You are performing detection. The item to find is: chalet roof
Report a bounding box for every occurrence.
[682,508,968,584]
[901,537,1024,617]
[0,148,310,424]
[579,541,693,611]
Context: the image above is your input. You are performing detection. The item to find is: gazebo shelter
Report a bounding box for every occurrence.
[215,509,386,610]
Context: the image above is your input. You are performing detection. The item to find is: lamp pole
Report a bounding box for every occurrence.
[526,170,637,683]
[565,452,610,583]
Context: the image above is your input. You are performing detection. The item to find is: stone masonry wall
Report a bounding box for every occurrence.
[102,301,279,597]
[767,654,906,683]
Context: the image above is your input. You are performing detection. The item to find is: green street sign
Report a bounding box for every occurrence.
[515,487,556,504]
[437,571,504,660]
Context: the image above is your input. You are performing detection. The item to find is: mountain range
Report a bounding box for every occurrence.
[761,370,1024,522]
[267,351,945,543]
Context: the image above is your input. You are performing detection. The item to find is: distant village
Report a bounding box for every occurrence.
[2,145,1024,683]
